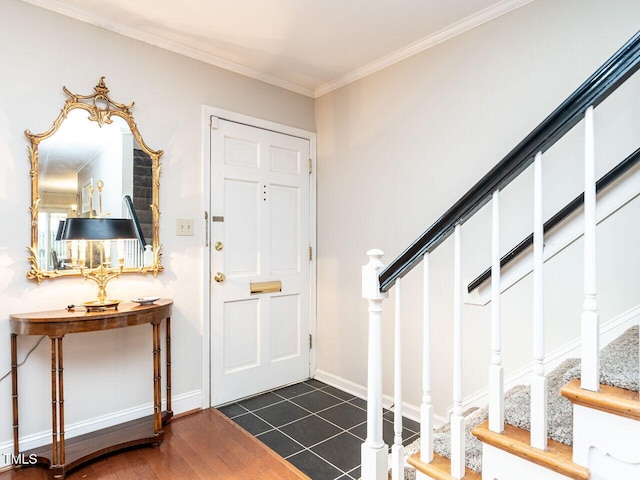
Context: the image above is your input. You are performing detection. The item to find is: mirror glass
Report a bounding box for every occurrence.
[27,78,163,282]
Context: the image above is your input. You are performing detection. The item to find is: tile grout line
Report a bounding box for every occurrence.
[266,384,360,477]
[233,383,354,477]
[226,380,425,480]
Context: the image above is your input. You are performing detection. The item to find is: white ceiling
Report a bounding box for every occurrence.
[23,0,532,97]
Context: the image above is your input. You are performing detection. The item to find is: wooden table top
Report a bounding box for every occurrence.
[10,299,173,336]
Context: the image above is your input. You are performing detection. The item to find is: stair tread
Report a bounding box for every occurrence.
[407,452,481,480]
[560,378,640,421]
[471,420,589,480]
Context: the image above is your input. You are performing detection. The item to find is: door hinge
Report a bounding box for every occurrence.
[210,116,219,130]
[204,211,209,247]
[309,334,313,350]
[309,246,313,261]
[308,158,312,174]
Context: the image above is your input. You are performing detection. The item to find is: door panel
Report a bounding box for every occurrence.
[270,294,300,362]
[225,137,259,169]
[270,184,300,273]
[270,145,300,174]
[223,299,260,373]
[224,179,260,276]
[211,118,311,406]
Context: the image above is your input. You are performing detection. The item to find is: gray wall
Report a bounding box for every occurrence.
[0,0,314,453]
[315,0,640,415]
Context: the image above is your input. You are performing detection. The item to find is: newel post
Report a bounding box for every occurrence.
[361,249,389,480]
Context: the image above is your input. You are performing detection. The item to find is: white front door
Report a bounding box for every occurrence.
[210,117,312,406]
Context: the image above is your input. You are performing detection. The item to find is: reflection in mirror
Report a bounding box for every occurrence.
[27,78,163,283]
[38,111,152,270]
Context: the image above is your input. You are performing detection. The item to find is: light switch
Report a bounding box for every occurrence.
[176,218,194,236]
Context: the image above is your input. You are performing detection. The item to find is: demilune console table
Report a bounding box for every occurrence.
[10,298,173,479]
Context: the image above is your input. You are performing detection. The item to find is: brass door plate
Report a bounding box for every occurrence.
[250,281,282,294]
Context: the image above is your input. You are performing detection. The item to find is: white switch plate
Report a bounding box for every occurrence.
[176,218,194,236]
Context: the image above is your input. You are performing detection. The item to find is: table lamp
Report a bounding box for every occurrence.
[59,217,138,310]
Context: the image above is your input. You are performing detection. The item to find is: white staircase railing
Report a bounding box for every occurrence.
[450,224,465,478]
[531,150,548,450]
[581,105,600,392]
[361,250,388,480]
[391,278,404,480]
[419,254,434,466]
[488,190,504,435]
[360,30,640,480]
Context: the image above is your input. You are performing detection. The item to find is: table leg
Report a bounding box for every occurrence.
[11,334,18,456]
[166,316,172,416]
[152,322,162,434]
[57,338,65,466]
[50,338,59,467]
[48,337,65,469]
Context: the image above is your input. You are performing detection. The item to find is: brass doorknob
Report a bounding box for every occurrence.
[214,272,226,283]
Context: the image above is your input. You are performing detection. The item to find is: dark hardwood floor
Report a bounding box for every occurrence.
[0,408,311,480]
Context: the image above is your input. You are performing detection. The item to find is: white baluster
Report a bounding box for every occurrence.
[489,190,504,433]
[361,249,389,480]
[420,254,434,467]
[581,105,600,392]
[451,224,465,479]
[531,151,548,450]
[391,278,404,480]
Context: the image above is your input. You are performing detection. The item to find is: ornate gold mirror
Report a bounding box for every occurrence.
[27,78,163,285]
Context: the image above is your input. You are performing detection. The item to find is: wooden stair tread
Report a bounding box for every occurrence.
[407,451,481,480]
[560,378,640,421]
[471,420,589,480]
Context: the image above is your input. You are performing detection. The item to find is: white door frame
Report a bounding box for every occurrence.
[201,105,317,408]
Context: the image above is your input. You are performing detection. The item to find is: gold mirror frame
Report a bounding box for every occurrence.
[26,77,163,283]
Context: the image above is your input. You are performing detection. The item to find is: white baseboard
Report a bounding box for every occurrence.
[171,389,203,416]
[313,369,448,427]
[0,389,201,469]
[313,369,368,402]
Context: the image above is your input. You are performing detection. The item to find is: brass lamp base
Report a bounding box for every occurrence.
[80,263,124,307]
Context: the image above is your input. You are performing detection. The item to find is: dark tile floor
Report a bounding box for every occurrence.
[218,379,420,480]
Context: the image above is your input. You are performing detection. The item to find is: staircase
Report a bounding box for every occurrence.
[360,31,640,480]
[400,326,638,479]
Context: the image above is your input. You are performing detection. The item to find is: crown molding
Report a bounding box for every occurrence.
[313,0,535,98]
[20,0,316,97]
[22,0,533,99]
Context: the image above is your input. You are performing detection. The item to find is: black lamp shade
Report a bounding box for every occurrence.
[59,218,138,241]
